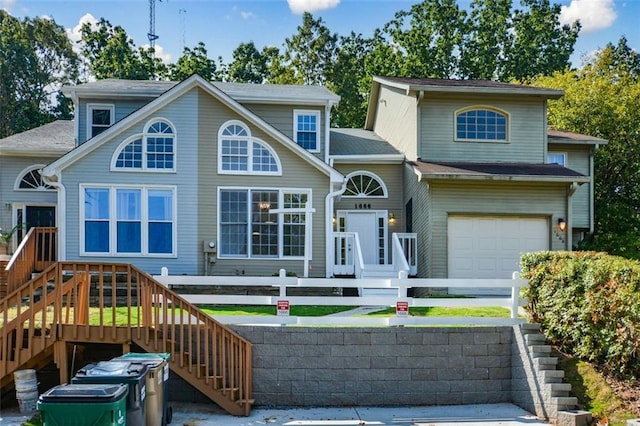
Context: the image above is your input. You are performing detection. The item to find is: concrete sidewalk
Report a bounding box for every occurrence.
[0,402,551,425]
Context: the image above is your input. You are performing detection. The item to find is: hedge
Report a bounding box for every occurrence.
[520,251,640,380]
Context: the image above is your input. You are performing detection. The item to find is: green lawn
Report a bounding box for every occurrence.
[365,306,511,317]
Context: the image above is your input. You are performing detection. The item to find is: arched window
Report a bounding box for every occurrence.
[218,120,281,175]
[112,118,175,171]
[15,165,54,191]
[343,171,388,198]
[455,107,509,141]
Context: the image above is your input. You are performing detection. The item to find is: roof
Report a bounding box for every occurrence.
[329,129,403,163]
[0,120,74,156]
[410,160,589,183]
[548,129,608,145]
[45,75,343,185]
[374,76,564,98]
[62,78,340,106]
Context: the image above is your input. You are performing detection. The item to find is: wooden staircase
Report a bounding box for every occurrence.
[1,229,253,416]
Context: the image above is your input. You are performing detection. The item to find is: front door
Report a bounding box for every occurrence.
[338,210,387,265]
[13,205,56,253]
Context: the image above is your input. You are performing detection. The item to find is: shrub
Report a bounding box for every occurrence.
[521,251,640,380]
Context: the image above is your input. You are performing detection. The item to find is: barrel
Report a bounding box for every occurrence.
[14,369,38,413]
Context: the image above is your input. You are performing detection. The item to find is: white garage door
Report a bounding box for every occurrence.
[448,216,549,295]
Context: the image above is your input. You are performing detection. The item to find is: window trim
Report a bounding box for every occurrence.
[14,164,55,191]
[454,106,510,143]
[546,151,567,167]
[217,186,312,260]
[217,120,282,175]
[80,184,177,257]
[293,109,321,153]
[342,170,388,199]
[87,103,115,139]
[111,117,177,173]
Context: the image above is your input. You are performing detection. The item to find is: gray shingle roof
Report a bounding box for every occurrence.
[329,129,401,156]
[0,120,74,155]
[411,160,589,182]
[374,76,563,98]
[548,129,608,145]
[63,78,340,104]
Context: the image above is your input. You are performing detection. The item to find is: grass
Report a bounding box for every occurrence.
[197,305,356,316]
[365,306,511,317]
[557,351,637,426]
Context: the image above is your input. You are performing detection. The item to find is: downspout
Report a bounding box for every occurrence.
[325,171,347,278]
[324,101,334,164]
[590,145,599,234]
[567,182,579,250]
[42,172,66,261]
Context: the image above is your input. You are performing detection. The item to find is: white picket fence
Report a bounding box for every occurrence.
[153,269,527,326]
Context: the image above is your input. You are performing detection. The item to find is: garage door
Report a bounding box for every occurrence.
[448,216,549,295]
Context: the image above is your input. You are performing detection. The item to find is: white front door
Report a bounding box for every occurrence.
[338,210,387,265]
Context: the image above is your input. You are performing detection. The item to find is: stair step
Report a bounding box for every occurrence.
[206,375,224,387]
[554,396,578,409]
[520,323,541,333]
[533,357,558,370]
[524,334,546,345]
[220,387,240,400]
[528,345,552,356]
[541,370,565,383]
[550,383,572,397]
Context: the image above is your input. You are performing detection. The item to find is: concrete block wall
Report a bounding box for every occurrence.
[511,323,577,418]
[232,326,513,407]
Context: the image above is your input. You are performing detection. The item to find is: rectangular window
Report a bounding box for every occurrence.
[219,188,310,259]
[546,152,566,166]
[82,185,175,256]
[84,188,110,253]
[87,104,114,138]
[147,137,174,169]
[294,110,320,152]
[221,140,249,171]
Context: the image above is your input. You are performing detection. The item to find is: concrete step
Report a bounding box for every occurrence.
[541,370,565,383]
[524,333,546,345]
[554,396,578,410]
[528,345,552,357]
[533,356,559,370]
[520,323,541,333]
[550,383,572,397]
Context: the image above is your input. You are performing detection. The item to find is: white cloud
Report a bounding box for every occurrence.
[1,0,16,12]
[141,43,172,63]
[240,11,256,20]
[65,13,99,52]
[287,0,340,14]
[559,0,617,34]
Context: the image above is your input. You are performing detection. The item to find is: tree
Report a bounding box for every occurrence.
[166,42,219,81]
[530,38,640,258]
[79,18,162,80]
[282,12,337,85]
[504,0,579,81]
[0,11,78,138]
[382,0,466,78]
[227,42,270,83]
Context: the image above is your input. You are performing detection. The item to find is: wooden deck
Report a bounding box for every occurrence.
[0,229,253,416]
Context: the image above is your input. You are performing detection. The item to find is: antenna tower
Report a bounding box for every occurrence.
[148,0,160,51]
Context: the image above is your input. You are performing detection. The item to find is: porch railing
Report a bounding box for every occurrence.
[5,227,57,295]
[332,232,365,277]
[394,233,417,276]
[391,233,411,278]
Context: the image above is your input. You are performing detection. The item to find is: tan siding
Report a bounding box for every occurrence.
[428,181,568,278]
[197,89,330,277]
[243,103,326,161]
[549,144,591,229]
[373,86,418,160]
[403,164,432,278]
[334,163,404,260]
[419,95,546,163]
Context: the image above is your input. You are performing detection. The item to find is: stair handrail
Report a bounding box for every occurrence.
[352,232,365,279]
[391,233,411,279]
[5,227,57,295]
[393,232,417,276]
[52,262,253,416]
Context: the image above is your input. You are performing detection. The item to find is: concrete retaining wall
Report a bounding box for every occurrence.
[232,326,513,407]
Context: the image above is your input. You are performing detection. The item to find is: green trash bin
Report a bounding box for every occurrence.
[72,361,148,426]
[37,383,128,426]
[112,353,171,425]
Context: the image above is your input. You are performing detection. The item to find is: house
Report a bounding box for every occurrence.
[0,75,606,282]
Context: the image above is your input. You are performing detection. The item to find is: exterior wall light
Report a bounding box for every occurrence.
[557,218,567,232]
[389,213,396,225]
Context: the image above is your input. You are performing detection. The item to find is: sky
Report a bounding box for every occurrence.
[2,0,639,70]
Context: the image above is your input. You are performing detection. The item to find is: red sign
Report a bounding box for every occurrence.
[396,301,409,317]
[277,300,290,316]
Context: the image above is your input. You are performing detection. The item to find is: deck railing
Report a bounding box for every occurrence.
[394,233,417,276]
[5,227,57,295]
[1,261,253,416]
[332,232,365,277]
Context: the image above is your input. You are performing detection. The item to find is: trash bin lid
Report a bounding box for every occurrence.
[113,354,166,368]
[76,361,148,378]
[118,352,170,362]
[39,383,128,402]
